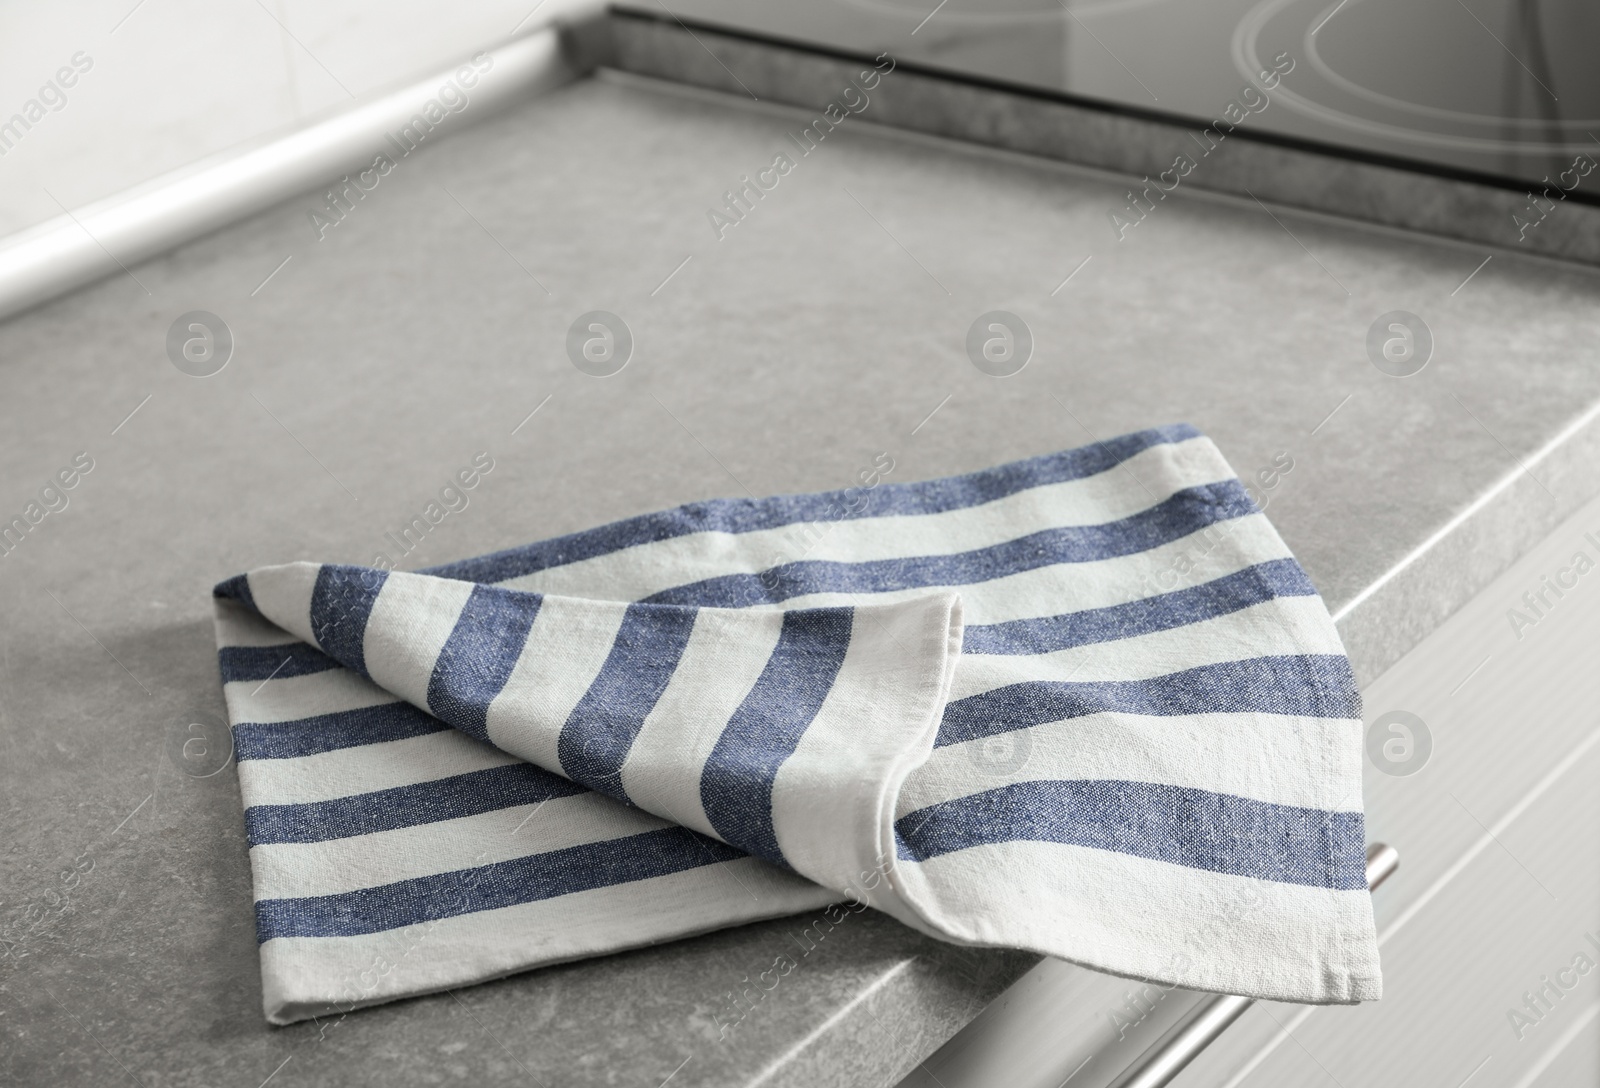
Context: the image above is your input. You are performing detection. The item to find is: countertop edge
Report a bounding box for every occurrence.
[1335,403,1600,688]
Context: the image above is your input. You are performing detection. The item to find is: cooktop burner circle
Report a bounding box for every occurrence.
[1234,0,1599,156]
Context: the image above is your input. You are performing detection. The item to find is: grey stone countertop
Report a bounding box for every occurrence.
[1,69,1598,1088]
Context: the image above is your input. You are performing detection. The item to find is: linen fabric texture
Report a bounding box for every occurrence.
[211,424,1380,1024]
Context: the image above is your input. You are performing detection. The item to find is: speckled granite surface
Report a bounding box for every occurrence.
[2,70,1598,1087]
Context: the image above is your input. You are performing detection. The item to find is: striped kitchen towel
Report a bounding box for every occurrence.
[212,424,1381,1025]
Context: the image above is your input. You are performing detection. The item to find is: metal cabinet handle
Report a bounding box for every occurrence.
[1104,842,1400,1088]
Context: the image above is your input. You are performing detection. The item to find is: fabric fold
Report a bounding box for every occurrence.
[232,564,964,917]
[213,423,1382,1025]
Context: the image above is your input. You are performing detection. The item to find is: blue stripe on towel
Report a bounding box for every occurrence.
[427,585,544,743]
[894,780,1367,889]
[254,826,746,940]
[310,565,389,679]
[558,603,701,798]
[423,425,1201,586]
[245,764,586,845]
[642,482,1257,608]
[233,702,449,761]
[700,608,855,864]
[963,559,1316,656]
[219,643,340,684]
[937,655,1360,748]
[213,573,256,608]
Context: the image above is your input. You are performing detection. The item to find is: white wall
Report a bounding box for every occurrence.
[0,0,582,237]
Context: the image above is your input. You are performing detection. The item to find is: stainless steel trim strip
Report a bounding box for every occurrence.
[1103,843,1400,1088]
[0,6,606,323]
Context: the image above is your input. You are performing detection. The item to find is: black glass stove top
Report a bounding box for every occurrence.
[656,0,1599,199]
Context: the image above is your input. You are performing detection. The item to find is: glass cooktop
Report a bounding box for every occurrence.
[652,0,1600,198]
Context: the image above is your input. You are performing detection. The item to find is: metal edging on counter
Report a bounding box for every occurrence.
[0,4,609,324]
